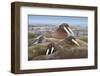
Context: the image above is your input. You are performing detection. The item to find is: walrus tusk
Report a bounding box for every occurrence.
[72,39,80,46]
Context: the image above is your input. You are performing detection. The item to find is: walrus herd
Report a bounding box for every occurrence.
[28,23,88,60]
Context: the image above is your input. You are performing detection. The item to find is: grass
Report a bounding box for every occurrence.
[31,46,88,60]
[78,36,88,42]
[28,32,39,39]
[28,34,88,60]
[28,43,48,60]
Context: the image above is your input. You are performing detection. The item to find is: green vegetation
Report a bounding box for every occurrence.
[28,44,48,60]
[28,33,39,39]
[78,36,88,42]
[33,44,47,53]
